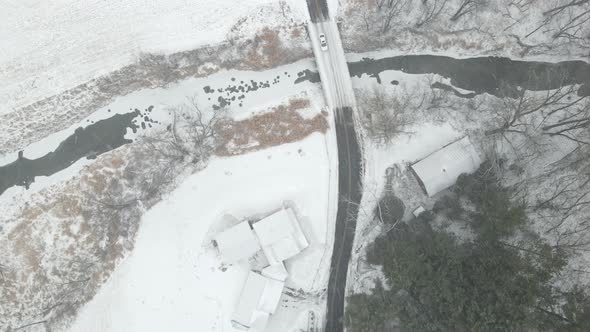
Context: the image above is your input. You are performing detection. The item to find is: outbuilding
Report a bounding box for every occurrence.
[251,208,309,266]
[411,136,482,197]
[232,271,285,331]
[213,221,261,263]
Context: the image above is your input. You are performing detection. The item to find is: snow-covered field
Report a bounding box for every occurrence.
[0,0,304,113]
[66,128,335,332]
[0,62,337,330]
[0,0,342,114]
[0,31,340,331]
[0,1,349,330]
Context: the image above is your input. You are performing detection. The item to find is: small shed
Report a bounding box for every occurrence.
[232,271,285,331]
[214,221,261,263]
[411,136,482,197]
[252,208,309,266]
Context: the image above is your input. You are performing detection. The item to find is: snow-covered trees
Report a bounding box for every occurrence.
[358,86,417,145]
[346,164,590,331]
[143,96,228,165]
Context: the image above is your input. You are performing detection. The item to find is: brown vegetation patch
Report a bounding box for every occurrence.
[242,26,309,70]
[0,146,156,330]
[215,98,328,156]
[79,154,128,195]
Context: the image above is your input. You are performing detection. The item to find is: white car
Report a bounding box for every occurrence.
[319,33,328,51]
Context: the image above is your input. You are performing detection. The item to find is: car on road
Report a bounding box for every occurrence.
[319,33,328,51]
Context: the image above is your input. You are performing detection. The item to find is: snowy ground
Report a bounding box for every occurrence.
[0,0,314,113]
[16,0,590,330]
[0,76,337,331]
[339,0,590,60]
[349,121,464,294]
[66,128,336,332]
[346,55,590,300]
[0,0,351,330]
[0,44,339,332]
[0,0,342,114]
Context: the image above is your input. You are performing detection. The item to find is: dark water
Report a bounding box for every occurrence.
[296,55,590,98]
[0,106,158,196]
[2,54,588,197]
[202,72,292,109]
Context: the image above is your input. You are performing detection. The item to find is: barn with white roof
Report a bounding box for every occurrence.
[215,207,309,331]
[251,208,309,266]
[213,221,261,263]
[231,271,285,331]
[411,136,482,197]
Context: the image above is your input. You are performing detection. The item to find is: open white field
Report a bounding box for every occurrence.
[66,130,334,332]
[0,0,318,114]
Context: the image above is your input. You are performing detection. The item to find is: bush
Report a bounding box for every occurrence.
[374,193,405,224]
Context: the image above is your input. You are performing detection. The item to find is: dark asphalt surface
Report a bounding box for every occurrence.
[326,107,363,332]
[306,0,329,23]
[305,0,364,331]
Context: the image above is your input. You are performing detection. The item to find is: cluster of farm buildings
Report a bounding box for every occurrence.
[211,135,482,331]
[213,207,309,331]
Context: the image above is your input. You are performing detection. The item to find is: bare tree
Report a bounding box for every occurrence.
[450,0,487,21]
[358,86,417,145]
[542,98,590,145]
[485,82,587,140]
[484,81,590,253]
[358,0,410,34]
[377,0,410,33]
[144,95,228,164]
[526,0,590,49]
[425,76,457,110]
[415,0,449,28]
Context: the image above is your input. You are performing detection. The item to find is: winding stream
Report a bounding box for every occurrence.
[1,54,588,196]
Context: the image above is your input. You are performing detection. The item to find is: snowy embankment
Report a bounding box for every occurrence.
[339,0,589,61]
[66,128,335,332]
[0,57,320,205]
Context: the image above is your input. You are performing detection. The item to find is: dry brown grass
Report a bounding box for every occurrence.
[215,98,328,156]
[242,26,309,70]
[291,26,303,38]
[79,154,127,194]
[1,147,142,330]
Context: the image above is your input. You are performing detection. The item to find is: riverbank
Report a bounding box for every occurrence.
[338,0,590,63]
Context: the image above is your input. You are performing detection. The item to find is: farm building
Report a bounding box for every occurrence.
[217,207,309,330]
[213,221,261,263]
[231,271,285,331]
[251,208,309,266]
[411,136,482,196]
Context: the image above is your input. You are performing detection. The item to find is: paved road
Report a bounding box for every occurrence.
[306,0,356,110]
[306,1,363,331]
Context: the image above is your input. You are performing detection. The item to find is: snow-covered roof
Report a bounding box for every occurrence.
[411,136,482,197]
[214,221,261,263]
[252,208,309,266]
[261,263,289,282]
[232,271,285,331]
